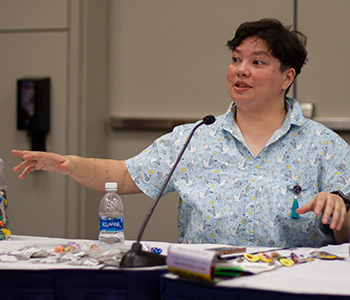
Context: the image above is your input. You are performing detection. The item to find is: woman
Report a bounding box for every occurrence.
[13,19,350,247]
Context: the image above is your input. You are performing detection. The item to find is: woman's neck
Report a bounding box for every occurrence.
[235,104,287,157]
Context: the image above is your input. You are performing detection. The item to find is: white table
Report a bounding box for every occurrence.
[161,243,350,299]
[1,236,349,299]
[0,235,169,299]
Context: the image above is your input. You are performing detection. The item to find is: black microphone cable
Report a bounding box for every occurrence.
[120,115,215,267]
[136,115,216,243]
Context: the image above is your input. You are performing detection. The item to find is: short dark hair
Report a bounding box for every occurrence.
[227,19,307,93]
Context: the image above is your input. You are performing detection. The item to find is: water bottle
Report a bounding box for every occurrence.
[98,182,124,244]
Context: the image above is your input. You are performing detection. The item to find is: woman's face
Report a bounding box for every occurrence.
[226,36,295,111]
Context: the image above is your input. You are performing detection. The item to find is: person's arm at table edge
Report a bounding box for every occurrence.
[12,150,142,194]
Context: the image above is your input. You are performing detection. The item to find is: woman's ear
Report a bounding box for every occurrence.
[283,68,296,91]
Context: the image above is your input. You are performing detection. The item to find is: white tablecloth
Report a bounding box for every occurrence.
[0,235,169,270]
[165,243,350,296]
[2,236,349,296]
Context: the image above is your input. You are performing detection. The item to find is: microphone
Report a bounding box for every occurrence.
[120,115,216,267]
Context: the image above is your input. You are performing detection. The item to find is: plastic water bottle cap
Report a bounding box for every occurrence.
[105,182,118,191]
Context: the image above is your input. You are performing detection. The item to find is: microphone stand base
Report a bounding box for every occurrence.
[120,242,167,267]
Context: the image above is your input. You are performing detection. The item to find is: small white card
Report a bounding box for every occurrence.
[0,255,18,262]
[167,245,217,281]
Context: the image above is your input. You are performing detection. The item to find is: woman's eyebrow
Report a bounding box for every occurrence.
[233,49,270,57]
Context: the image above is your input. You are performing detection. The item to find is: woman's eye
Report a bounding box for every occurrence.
[232,57,240,63]
[254,60,264,65]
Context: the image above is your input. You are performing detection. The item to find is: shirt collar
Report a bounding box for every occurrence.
[285,97,306,127]
[221,97,306,141]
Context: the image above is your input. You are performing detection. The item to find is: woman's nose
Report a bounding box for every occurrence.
[237,62,250,77]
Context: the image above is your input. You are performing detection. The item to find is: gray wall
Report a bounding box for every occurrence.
[0,0,349,243]
[0,1,70,237]
[0,0,108,239]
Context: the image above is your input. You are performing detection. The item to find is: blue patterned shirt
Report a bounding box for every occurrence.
[126,98,350,248]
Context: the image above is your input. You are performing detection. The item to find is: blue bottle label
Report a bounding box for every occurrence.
[99,217,124,232]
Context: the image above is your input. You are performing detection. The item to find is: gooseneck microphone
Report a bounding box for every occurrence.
[120,115,216,267]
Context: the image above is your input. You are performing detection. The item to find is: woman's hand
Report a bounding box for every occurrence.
[12,149,76,179]
[296,191,350,243]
